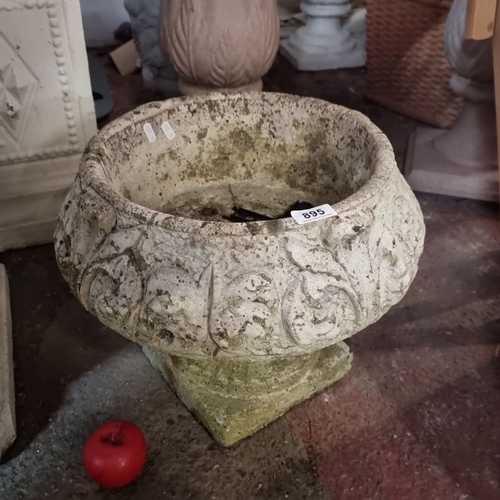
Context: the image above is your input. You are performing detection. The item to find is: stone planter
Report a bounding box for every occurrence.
[55,93,425,445]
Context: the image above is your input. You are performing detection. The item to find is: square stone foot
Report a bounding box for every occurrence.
[279,39,366,71]
[404,126,499,203]
[144,342,352,446]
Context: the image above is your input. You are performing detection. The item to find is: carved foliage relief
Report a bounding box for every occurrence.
[55,172,424,360]
[160,0,280,88]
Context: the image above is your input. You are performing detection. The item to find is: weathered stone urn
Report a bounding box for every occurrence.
[55,93,425,445]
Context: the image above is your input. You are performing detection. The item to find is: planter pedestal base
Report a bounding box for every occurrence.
[144,342,352,446]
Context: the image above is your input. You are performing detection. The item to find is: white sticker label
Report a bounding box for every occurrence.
[143,122,156,143]
[161,121,176,140]
[291,204,338,225]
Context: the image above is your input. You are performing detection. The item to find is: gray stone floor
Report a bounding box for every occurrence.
[1,55,499,500]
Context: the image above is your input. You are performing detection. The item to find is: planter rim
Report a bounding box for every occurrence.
[81,92,397,236]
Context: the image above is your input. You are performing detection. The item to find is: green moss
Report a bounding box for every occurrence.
[144,343,352,446]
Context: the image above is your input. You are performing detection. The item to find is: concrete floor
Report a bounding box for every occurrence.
[1,55,499,500]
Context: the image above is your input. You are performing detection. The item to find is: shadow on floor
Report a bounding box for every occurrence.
[0,245,129,463]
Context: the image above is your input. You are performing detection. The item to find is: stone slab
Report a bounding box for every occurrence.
[144,342,353,446]
[404,126,499,202]
[0,0,97,250]
[0,264,15,458]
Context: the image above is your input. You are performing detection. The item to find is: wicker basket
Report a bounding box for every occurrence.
[365,0,462,128]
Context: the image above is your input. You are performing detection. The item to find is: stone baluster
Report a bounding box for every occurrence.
[280,0,365,71]
[434,0,495,170]
[404,0,497,202]
[158,0,280,95]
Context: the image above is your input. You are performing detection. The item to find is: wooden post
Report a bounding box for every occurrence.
[465,0,497,39]
[494,1,500,199]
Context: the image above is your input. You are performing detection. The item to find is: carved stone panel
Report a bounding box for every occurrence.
[0,0,97,250]
[0,264,15,458]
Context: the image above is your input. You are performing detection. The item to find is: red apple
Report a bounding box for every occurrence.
[82,420,147,488]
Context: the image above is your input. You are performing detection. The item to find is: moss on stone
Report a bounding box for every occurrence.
[144,342,352,446]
